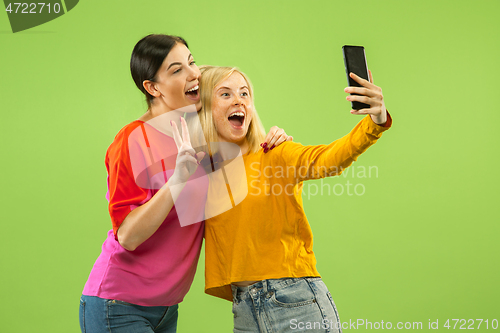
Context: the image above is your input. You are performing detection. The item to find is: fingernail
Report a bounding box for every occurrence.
[264,147,269,153]
[270,145,275,150]
[262,142,268,148]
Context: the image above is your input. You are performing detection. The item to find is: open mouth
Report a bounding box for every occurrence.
[185,85,199,99]
[228,111,245,127]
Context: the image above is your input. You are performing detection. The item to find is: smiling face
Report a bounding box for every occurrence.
[211,72,254,148]
[150,43,201,111]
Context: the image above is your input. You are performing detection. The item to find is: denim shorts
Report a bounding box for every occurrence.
[231,277,342,333]
[79,295,178,333]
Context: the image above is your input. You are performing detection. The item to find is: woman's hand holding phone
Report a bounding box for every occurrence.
[344,70,387,125]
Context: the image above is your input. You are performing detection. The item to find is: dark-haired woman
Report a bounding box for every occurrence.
[79,35,291,333]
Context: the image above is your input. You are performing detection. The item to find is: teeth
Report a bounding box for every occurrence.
[187,85,199,92]
[229,112,245,117]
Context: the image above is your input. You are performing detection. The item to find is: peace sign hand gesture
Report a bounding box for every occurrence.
[169,117,206,186]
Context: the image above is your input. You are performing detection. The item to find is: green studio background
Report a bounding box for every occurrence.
[1,0,499,332]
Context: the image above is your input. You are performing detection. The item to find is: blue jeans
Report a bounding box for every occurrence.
[79,295,178,333]
[231,277,342,333]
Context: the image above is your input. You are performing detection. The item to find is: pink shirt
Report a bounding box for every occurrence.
[82,120,207,306]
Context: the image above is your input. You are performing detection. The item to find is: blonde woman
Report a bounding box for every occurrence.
[191,65,392,332]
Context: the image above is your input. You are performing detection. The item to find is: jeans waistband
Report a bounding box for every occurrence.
[230,277,321,302]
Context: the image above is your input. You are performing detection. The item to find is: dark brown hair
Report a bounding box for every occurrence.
[130,34,188,107]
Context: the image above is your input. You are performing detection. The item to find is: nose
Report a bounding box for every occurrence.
[187,65,200,81]
[233,94,244,106]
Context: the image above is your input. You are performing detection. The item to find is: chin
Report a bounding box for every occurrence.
[232,135,248,146]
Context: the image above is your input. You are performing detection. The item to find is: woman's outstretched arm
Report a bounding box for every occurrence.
[270,70,392,183]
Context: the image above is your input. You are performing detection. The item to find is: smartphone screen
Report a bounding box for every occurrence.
[342,45,370,110]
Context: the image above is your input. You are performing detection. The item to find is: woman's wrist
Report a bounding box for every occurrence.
[165,175,187,202]
[370,110,388,126]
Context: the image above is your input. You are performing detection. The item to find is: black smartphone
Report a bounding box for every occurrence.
[342,45,370,110]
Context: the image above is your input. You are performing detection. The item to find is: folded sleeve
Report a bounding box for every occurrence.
[276,112,392,182]
[105,123,151,238]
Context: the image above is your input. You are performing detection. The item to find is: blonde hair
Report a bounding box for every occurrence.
[188,65,266,156]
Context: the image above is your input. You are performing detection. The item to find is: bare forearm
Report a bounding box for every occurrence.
[117,116,202,251]
[117,181,184,251]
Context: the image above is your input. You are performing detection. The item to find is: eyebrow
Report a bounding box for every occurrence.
[217,85,249,92]
[167,53,193,71]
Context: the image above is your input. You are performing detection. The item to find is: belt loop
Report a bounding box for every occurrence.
[262,279,268,294]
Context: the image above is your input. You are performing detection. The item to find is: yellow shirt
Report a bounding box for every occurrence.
[204,114,392,301]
